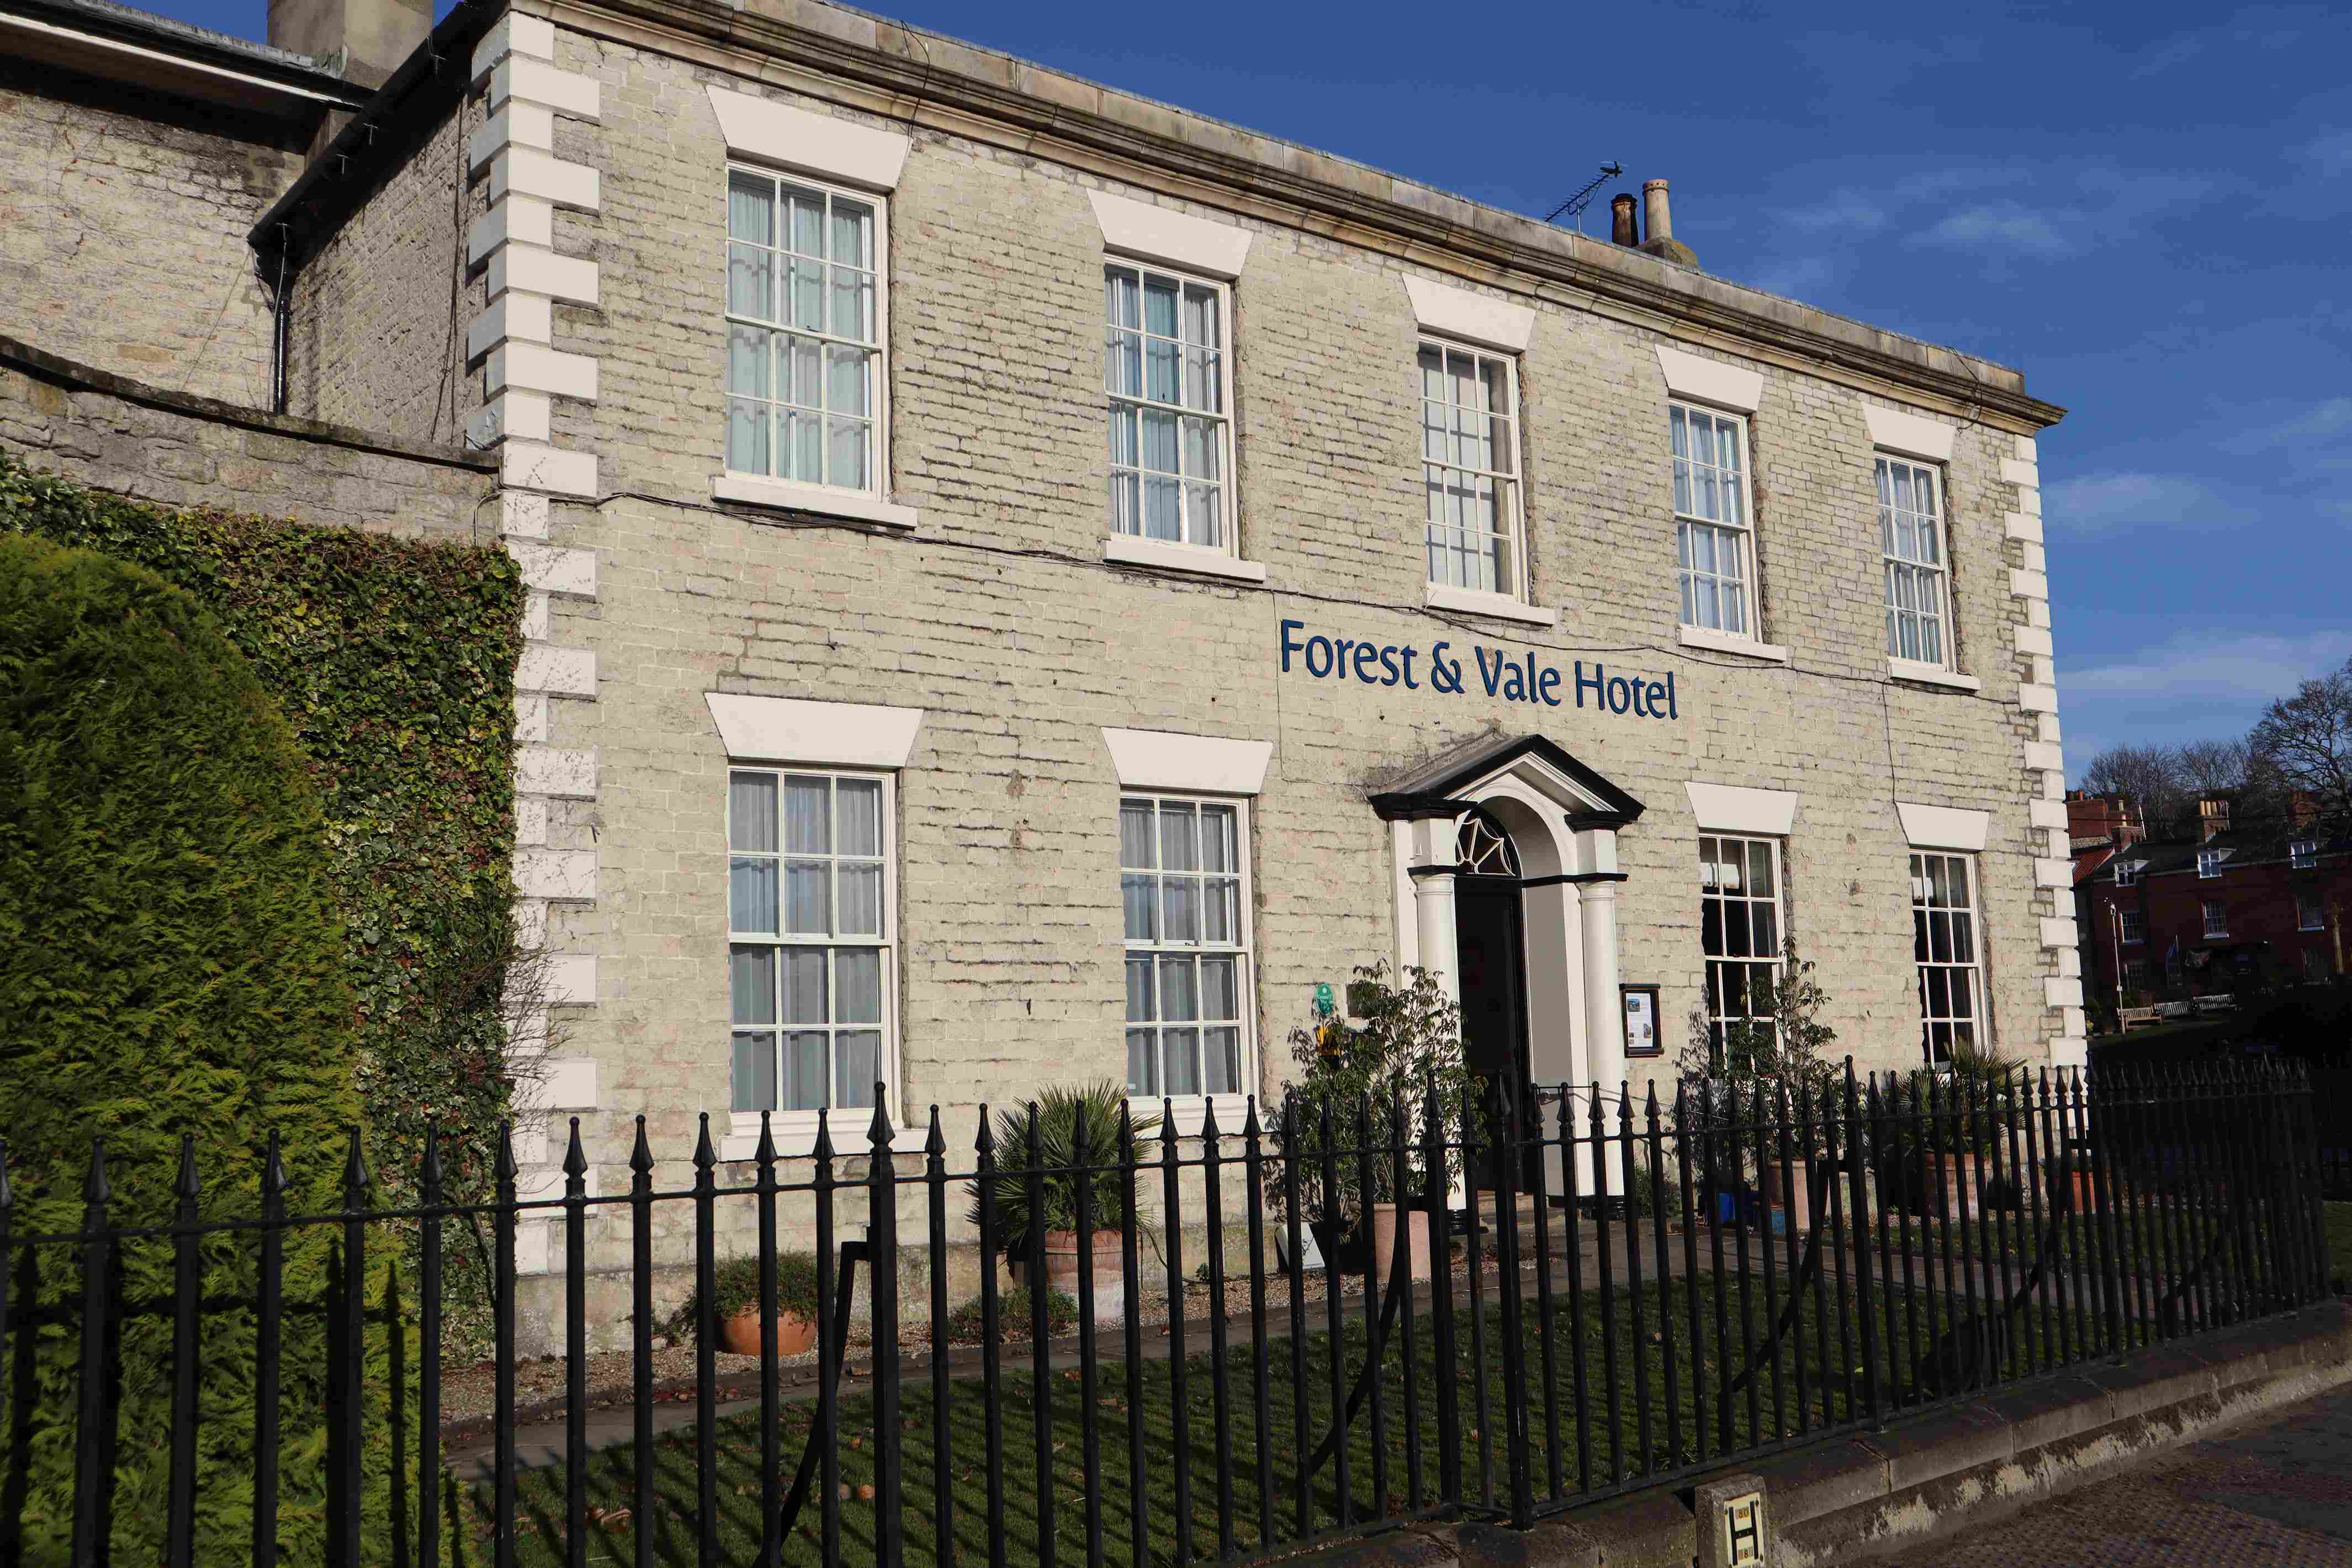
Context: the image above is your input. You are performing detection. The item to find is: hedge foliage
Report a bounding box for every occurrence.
[0,455,527,1247]
[0,536,402,1563]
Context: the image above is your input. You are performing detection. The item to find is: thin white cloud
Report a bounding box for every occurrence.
[1919,204,2076,259]
[2041,472,2255,535]
[2062,629,2352,776]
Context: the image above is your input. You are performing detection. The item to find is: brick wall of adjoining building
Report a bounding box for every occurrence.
[0,61,307,410]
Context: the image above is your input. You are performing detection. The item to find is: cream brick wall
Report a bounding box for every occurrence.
[0,68,305,410]
[447,23,2072,1300]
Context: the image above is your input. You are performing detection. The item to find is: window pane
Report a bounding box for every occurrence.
[728,171,773,243]
[1163,876,1200,944]
[835,1032,879,1108]
[1201,805,1237,873]
[837,778,882,856]
[784,1032,828,1111]
[1159,802,1199,872]
[1183,282,1220,349]
[730,773,779,852]
[783,948,829,1025]
[1122,872,1159,942]
[836,949,882,1023]
[1159,956,1199,1021]
[1146,331,1179,404]
[730,945,776,1025]
[1107,267,1140,330]
[1201,955,1239,1020]
[1163,1027,1201,1096]
[1127,1029,1159,1096]
[1143,274,1178,337]
[786,255,825,332]
[827,417,871,491]
[785,777,831,853]
[730,858,778,934]
[825,344,870,416]
[732,1031,776,1113]
[1204,1026,1240,1096]
[1125,956,1156,1022]
[785,860,830,935]
[1203,875,1237,945]
[728,396,769,475]
[838,862,882,935]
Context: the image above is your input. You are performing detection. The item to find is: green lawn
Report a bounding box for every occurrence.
[469,1278,2085,1567]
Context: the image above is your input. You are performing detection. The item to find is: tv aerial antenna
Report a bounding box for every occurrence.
[1544,163,1624,233]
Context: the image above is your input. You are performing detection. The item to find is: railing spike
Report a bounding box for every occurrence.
[176,1131,202,1199]
[629,1112,653,1175]
[564,1115,589,1177]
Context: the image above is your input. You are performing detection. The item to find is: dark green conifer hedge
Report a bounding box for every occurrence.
[0,535,402,1563]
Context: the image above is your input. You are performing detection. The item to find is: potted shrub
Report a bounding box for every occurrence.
[968,1081,1159,1319]
[1278,962,1480,1283]
[676,1250,824,1357]
[1883,1042,2023,1220]
[1672,944,1841,1234]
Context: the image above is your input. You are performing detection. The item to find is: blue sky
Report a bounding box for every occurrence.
[169,0,2352,774]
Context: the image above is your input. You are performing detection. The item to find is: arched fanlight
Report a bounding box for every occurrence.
[1455,807,1522,877]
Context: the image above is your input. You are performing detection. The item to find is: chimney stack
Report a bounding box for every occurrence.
[268,0,429,87]
[2199,796,2232,843]
[1635,179,1700,268]
[1610,192,1638,247]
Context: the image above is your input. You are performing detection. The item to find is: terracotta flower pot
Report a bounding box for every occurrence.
[1039,1228,1127,1319]
[1933,1153,1983,1220]
[1761,1158,1813,1235]
[1369,1204,1433,1283]
[720,1308,817,1358]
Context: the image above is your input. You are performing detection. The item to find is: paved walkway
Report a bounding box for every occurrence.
[1870,1385,2352,1566]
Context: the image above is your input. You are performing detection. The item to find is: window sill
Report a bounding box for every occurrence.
[1887,658,1981,692]
[719,1109,891,1161]
[1677,624,1789,663]
[1101,533,1268,583]
[1424,582,1559,627]
[713,474,920,531]
[1146,1093,1255,1139]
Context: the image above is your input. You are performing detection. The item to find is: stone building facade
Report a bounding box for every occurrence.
[1,0,2076,1323]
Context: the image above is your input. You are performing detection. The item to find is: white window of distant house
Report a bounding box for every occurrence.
[1700,834,1783,1064]
[1672,402,1754,637]
[1106,263,1232,552]
[1910,851,1982,1067]
[1121,795,1251,1099]
[2202,899,2228,940]
[729,770,894,1115]
[1878,457,1951,667]
[2292,839,2318,870]
[725,170,885,496]
[2120,910,2145,944]
[2198,848,2222,879]
[1422,342,1525,597]
[2300,892,2324,931]
[2114,860,2140,887]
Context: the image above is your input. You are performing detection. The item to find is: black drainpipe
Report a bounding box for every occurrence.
[271,224,290,415]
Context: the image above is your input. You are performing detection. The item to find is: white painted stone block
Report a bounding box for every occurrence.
[472,13,556,80]
[2009,568,2049,602]
[2024,741,2065,772]
[2016,435,2038,463]
[2015,624,2053,658]
[2047,1036,2086,1071]
[515,1220,550,1275]
[2052,947,2080,978]
[2028,798,2069,830]
[2004,510,2042,542]
[488,245,598,305]
[513,691,550,743]
[2032,856,2072,888]
[488,342,597,401]
[2040,916,2077,949]
[500,490,550,539]
[547,955,598,1006]
[542,1057,600,1110]
[506,539,597,597]
[489,149,600,213]
[515,794,549,845]
[517,745,597,798]
[468,195,553,266]
[468,390,550,448]
[468,103,553,173]
[2043,976,2084,1009]
[468,292,553,359]
[500,441,596,497]
[2019,683,2057,714]
[515,642,597,697]
[491,58,602,121]
[515,846,597,901]
[2000,458,2040,488]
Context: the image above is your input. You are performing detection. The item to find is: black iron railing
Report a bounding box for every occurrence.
[0,1060,2332,1566]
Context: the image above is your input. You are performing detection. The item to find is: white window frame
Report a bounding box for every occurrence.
[1120,792,1255,1129]
[1878,455,1954,671]
[1910,851,1985,1068]
[1671,400,1759,640]
[2299,892,2324,932]
[2113,860,2140,887]
[721,165,892,506]
[1421,336,1530,602]
[2120,910,2145,944]
[1699,834,1785,1067]
[727,767,899,1145]
[2292,839,2318,870]
[2202,899,2228,940]
[2197,848,2223,879]
[1104,259,1237,558]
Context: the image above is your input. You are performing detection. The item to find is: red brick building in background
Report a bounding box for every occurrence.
[2074,791,2350,1018]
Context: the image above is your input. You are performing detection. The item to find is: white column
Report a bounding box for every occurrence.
[1412,871,1461,1006]
[1578,877,1625,1196]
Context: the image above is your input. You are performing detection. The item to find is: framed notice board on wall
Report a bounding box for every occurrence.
[1621,983,1662,1058]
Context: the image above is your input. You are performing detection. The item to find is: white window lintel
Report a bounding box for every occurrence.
[1655,345,1763,412]
[1685,782,1799,838]
[1088,190,1253,279]
[707,693,924,769]
[1897,802,1991,853]
[1103,728,1272,797]
[1403,276,1535,353]
[1865,405,1957,464]
[704,84,909,190]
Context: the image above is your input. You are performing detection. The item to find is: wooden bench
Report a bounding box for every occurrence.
[2193,993,2238,1015]
[2119,1005,2163,1031]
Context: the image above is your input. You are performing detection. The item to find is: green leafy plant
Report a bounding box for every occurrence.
[941,1286,1080,1345]
[1,454,528,1352]
[967,1082,1161,1265]
[672,1252,823,1336]
[0,536,402,1564]
[1674,942,1843,1179]
[1278,962,1482,1223]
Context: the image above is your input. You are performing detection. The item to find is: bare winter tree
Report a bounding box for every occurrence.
[2173,737,2252,795]
[2250,656,2352,833]
[2080,741,2189,835]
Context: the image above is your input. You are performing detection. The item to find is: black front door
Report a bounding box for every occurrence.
[1455,878,1532,1186]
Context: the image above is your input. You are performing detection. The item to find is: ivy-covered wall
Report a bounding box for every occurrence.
[0,454,526,1243]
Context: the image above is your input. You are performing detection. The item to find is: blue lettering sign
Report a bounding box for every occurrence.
[1277,622,1682,720]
